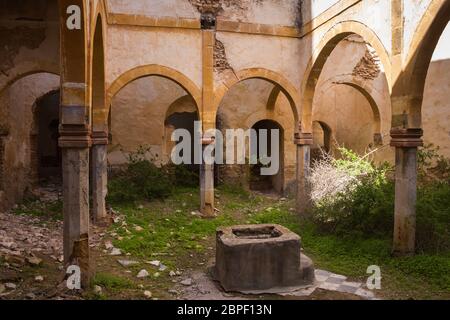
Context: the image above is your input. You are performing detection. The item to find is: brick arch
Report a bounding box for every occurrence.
[313,74,387,144]
[301,21,392,133]
[394,0,450,128]
[212,68,300,131]
[106,65,202,125]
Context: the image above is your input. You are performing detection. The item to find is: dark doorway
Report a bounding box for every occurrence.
[165,112,199,175]
[34,89,61,184]
[250,120,284,194]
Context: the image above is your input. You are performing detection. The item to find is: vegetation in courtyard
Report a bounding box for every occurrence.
[12,197,63,221]
[309,145,450,254]
[105,183,450,299]
[99,145,450,299]
[107,146,198,204]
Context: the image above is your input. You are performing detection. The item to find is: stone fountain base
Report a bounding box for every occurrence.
[211,224,315,294]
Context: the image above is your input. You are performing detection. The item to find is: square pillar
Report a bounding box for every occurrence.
[390,128,423,256]
[91,131,108,224]
[60,125,92,288]
[295,132,313,216]
[200,137,215,218]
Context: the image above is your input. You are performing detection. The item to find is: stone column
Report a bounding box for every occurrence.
[200,136,215,218]
[390,128,423,256]
[60,124,92,287]
[295,132,313,216]
[91,131,108,224]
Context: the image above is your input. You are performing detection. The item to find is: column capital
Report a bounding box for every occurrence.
[59,124,92,149]
[390,128,423,148]
[91,131,109,146]
[294,132,313,146]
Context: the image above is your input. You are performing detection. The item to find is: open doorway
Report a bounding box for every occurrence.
[249,120,284,194]
[32,89,61,185]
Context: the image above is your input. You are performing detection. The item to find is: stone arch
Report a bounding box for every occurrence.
[106,65,202,124]
[394,0,450,128]
[312,120,332,154]
[213,68,300,131]
[0,65,59,97]
[90,3,107,133]
[313,74,385,145]
[301,21,392,132]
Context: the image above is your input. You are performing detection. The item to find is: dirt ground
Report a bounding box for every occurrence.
[0,202,370,301]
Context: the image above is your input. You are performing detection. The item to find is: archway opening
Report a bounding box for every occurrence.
[164,95,200,175]
[249,119,284,194]
[33,89,61,185]
[108,75,200,178]
[311,120,332,161]
[0,72,60,207]
[310,34,388,158]
[215,77,294,194]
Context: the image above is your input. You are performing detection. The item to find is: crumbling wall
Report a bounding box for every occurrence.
[0,27,46,76]
[214,38,233,73]
[0,0,60,93]
[0,73,59,209]
[352,48,381,81]
[313,36,393,163]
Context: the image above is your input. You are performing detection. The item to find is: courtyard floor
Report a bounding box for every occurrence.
[0,186,449,300]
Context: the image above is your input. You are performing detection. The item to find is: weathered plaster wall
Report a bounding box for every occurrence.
[106,26,202,88]
[302,0,340,23]
[107,0,200,19]
[108,76,191,166]
[218,0,301,26]
[0,0,59,93]
[0,73,60,208]
[404,0,433,57]
[423,59,450,157]
[215,32,302,88]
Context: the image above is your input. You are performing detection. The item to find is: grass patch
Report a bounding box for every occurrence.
[93,272,135,290]
[109,183,450,300]
[12,198,63,221]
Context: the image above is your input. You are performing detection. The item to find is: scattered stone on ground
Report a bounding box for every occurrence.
[94,285,103,295]
[35,275,44,282]
[118,260,139,267]
[5,283,17,290]
[110,248,122,256]
[104,241,114,250]
[0,211,63,258]
[137,269,150,278]
[144,291,152,299]
[180,278,193,286]
[147,260,160,267]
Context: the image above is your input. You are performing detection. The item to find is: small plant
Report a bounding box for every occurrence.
[309,145,450,253]
[107,146,173,204]
[107,146,200,204]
